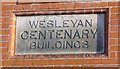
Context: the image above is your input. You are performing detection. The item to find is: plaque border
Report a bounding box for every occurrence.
[8,8,109,59]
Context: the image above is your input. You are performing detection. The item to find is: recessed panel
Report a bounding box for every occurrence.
[15,13,105,55]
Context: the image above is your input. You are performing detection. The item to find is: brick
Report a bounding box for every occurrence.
[0,23,9,28]
[0,8,2,13]
[0,48,1,53]
[9,12,16,18]
[14,5,23,10]
[110,39,119,45]
[110,46,118,51]
[0,49,1,53]
[2,5,14,11]
[2,18,10,23]
[74,3,82,9]
[99,2,108,7]
[0,35,9,41]
[32,4,40,10]
[82,3,91,8]
[2,2,16,4]
[2,60,15,66]
[111,14,119,19]
[56,3,66,10]
[111,8,119,13]
[67,59,84,64]
[0,42,8,47]
[115,51,119,58]
[2,54,8,59]
[65,3,74,9]
[102,59,118,64]
[49,3,57,9]
[0,18,2,23]
[108,2,118,6]
[15,60,32,66]
[0,30,2,34]
[9,35,16,48]
[0,30,9,34]
[2,11,10,16]
[91,2,99,7]
[32,60,49,65]
[34,0,74,3]
[10,19,16,25]
[10,27,16,34]
[8,51,15,57]
[22,4,32,10]
[110,20,119,25]
[25,60,32,66]
[109,52,116,58]
[117,52,120,59]
[84,59,102,64]
[1,67,28,69]
[110,32,119,38]
[0,60,1,67]
[9,38,14,45]
[39,4,49,9]
[110,25,120,31]
[32,4,49,10]
[2,48,8,53]
[50,60,67,65]
[15,60,26,66]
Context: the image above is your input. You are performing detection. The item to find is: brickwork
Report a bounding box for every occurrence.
[0,0,120,69]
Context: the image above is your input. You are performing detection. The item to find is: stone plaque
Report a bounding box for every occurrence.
[15,13,105,55]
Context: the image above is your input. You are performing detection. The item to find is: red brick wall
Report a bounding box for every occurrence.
[1,0,120,69]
